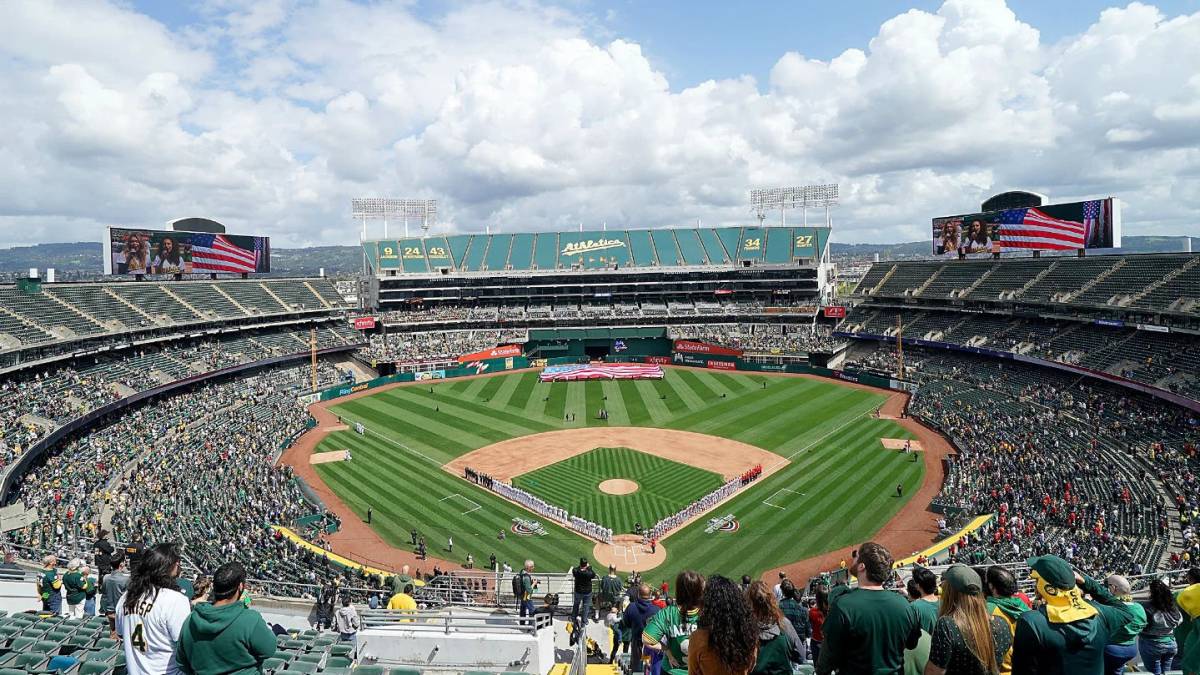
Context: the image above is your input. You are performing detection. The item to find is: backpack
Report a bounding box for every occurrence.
[512,572,525,598]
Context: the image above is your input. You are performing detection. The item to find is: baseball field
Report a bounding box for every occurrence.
[309,367,922,579]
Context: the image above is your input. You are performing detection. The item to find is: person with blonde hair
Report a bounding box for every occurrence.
[64,558,89,618]
[925,565,1011,675]
[39,555,63,614]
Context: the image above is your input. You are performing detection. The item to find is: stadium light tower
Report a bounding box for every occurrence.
[350,198,438,240]
[750,184,839,228]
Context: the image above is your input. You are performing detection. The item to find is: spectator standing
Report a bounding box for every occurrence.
[39,555,62,615]
[984,566,1029,675]
[334,596,361,651]
[745,581,804,674]
[687,575,757,675]
[600,565,624,615]
[64,559,89,618]
[103,551,130,634]
[809,587,829,665]
[778,581,811,660]
[772,572,787,602]
[1010,555,1135,675]
[83,565,98,616]
[925,565,1010,675]
[1137,579,1182,675]
[643,571,705,675]
[115,543,192,675]
[816,542,921,675]
[517,560,538,622]
[0,550,20,575]
[386,583,417,612]
[177,562,277,675]
[1101,575,1147,675]
[911,567,941,635]
[623,584,661,673]
[571,558,597,640]
[94,529,115,584]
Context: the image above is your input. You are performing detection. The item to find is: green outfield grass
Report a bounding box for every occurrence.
[512,447,724,534]
[311,368,922,579]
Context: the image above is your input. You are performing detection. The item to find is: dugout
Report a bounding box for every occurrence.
[524,327,671,361]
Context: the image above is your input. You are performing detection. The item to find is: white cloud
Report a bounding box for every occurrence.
[0,0,1198,248]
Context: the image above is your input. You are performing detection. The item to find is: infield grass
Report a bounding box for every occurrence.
[312,368,922,579]
[512,446,724,534]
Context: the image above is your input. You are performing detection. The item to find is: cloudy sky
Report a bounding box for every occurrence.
[1,0,1198,248]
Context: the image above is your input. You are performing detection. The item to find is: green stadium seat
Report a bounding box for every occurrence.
[91,640,118,652]
[33,640,63,655]
[323,668,351,675]
[262,658,287,674]
[353,666,385,675]
[0,668,26,675]
[287,662,318,674]
[295,654,323,665]
[325,657,352,669]
[80,649,121,664]
[328,645,353,658]
[284,641,308,651]
[3,636,37,654]
[63,634,95,654]
[76,662,114,675]
[11,651,50,671]
[388,668,421,675]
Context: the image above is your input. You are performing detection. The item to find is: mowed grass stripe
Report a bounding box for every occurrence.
[318,370,927,579]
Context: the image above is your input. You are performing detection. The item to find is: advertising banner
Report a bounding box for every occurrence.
[105,227,270,275]
[707,359,736,370]
[932,198,1121,256]
[415,370,446,381]
[352,316,377,330]
[457,344,523,363]
[646,355,672,365]
[823,306,847,319]
[673,340,744,358]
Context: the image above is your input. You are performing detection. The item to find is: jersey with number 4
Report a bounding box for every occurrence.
[115,588,192,675]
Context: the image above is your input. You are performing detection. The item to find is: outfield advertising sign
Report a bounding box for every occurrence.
[351,316,377,330]
[707,359,736,370]
[673,340,744,358]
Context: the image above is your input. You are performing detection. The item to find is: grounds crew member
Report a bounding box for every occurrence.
[1010,555,1135,674]
[177,562,277,675]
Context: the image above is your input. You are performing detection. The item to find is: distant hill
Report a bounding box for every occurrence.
[0,235,1194,279]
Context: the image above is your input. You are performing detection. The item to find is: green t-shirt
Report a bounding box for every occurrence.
[912,598,940,635]
[63,571,87,604]
[1107,601,1147,645]
[642,605,699,675]
[817,588,921,675]
[40,569,60,600]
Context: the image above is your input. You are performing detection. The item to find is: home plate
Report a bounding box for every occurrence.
[881,438,923,452]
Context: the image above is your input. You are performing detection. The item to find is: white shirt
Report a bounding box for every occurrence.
[115,587,192,675]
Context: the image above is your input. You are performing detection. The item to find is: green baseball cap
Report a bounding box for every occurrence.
[1027,555,1076,589]
[943,564,982,595]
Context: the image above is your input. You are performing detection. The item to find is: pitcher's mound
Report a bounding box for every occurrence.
[599,479,639,495]
[593,534,666,572]
[881,438,923,452]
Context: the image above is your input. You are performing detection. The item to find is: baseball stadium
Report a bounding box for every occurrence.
[0,195,1198,674]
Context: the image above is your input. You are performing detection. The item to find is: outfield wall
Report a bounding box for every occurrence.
[317,355,531,400]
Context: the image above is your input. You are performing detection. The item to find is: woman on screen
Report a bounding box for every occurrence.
[939,221,961,256]
[121,235,149,274]
[152,236,184,274]
[963,220,993,254]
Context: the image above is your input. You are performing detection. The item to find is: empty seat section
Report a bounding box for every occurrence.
[626,230,657,266]
[169,283,245,318]
[650,230,682,266]
[1018,257,1119,302]
[111,285,198,323]
[764,227,792,264]
[1073,254,1190,306]
[507,233,534,270]
[873,262,941,296]
[854,263,893,294]
[674,229,708,265]
[0,288,105,337]
[263,281,325,311]
[483,234,512,271]
[219,282,288,314]
[698,228,731,263]
[966,258,1055,300]
[460,236,489,272]
[919,262,993,298]
[48,286,149,330]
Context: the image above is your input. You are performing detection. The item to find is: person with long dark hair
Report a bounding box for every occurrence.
[116,543,192,675]
[688,575,757,675]
[643,571,705,675]
[1138,579,1183,675]
[152,236,184,274]
[746,580,804,674]
[809,586,829,665]
[925,565,1009,675]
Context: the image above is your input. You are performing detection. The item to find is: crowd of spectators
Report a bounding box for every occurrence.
[848,343,1200,582]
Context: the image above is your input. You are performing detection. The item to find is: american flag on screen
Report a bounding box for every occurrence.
[540,364,664,382]
[191,234,261,273]
[997,207,1088,251]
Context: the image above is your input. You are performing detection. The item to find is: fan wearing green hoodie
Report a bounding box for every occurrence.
[985,565,1030,675]
[178,562,276,675]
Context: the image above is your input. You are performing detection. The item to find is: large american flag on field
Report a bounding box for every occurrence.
[190,233,263,273]
[540,364,664,382]
[997,204,1092,251]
